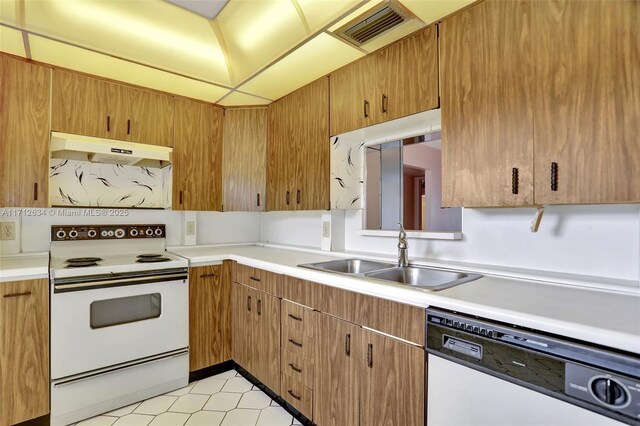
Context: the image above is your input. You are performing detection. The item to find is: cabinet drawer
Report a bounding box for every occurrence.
[235,264,281,296]
[281,373,313,420]
[282,327,314,360]
[282,300,314,335]
[282,350,313,389]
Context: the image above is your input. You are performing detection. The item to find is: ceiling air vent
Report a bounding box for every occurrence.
[335,2,411,47]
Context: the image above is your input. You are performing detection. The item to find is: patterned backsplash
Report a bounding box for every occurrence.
[49,158,172,208]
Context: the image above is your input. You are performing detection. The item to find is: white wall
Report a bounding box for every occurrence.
[260,210,323,248]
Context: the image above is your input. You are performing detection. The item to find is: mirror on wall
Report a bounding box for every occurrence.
[364,132,462,232]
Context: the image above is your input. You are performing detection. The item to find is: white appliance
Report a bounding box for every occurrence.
[426,308,639,426]
[49,224,189,426]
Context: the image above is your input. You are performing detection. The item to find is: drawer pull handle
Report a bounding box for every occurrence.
[288,363,302,373]
[3,291,31,298]
[381,94,388,113]
[106,115,111,132]
[288,338,303,348]
[288,313,302,322]
[257,193,260,207]
[247,295,251,312]
[551,162,558,191]
[199,273,216,279]
[127,119,131,135]
[286,191,290,205]
[179,190,183,205]
[363,99,369,118]
[257,299,262,316]
[33,182,38,201]
[345,333,351,357]
[296,189,301,205]
[250,276,261,282]
[512,167,519,195]
[287,390,301,401]
[367,343,373,368]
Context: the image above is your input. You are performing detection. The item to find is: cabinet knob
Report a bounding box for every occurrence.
[3,291,31,298]
[106,115,111,132]
[512,168,519,195]
[288,338,303,348]
[257,299,262,316]
[199,273,216,279]
[256,193,260,207]
[381,94,388,113]
[367,343,373,368]
[247,295,251,312]
[288,363,302,373]
[345,333,351,357]
[127,119,131,135]
[287,390,301,401]
[179,190,183,205]
[296,189,301,205]
[288,313,302,322]
[363,100,370,118]
[286,191,290,205]
[551,162,558,191]
[33,182,38,201]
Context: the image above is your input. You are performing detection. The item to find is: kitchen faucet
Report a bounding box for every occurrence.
[397,222,408,267]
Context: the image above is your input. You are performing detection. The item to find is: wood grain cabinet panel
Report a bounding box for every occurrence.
[235,264,281,296]
[267,78,329,211]
[0,56,50,208]
[359,329,424,426]
[440,0,534,208]
[173,98,223,211]
[532,0,640,204]
[123,87,174,147]
[253,290,281,393]
[0,279,49,425]
[314,313,359,426]
[232,282,253,371]
[189,264,230,371]
[223,108,267,211]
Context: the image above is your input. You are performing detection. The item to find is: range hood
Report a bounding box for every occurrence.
[50,132,172,168]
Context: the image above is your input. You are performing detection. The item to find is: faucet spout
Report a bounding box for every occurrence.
[397,222,408,267]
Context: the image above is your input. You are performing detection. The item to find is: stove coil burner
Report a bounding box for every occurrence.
[65,257,104,263]
[136,257,171,263]
[65,261,100,268]
[137,254,163,259]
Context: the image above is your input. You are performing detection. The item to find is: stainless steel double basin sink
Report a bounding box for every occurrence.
[299,259,481,291]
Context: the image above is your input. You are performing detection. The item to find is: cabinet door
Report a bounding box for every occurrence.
[51,70,110,138]
[173,98,222,211]
[329,55,378,136]
[123,87,174,147]
[253,291,281,392]
[295,78,330,211]
[314,313,359,426]
[189,265,225,371]
[440,0,534,207]
[267,95,297,211]
[223,108,267,211]
[232,283,253,371]
[379,26,439,122]
[360,329,424,426]
[0,279,49,425]
[532,0,640,204]
[0,56,50,207]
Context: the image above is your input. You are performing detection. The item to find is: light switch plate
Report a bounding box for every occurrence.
[322,221,331,238]
[186,221,196,236]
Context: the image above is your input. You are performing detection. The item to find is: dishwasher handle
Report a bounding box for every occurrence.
[442,335,483,360]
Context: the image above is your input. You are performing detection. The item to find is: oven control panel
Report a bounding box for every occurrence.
[52,225,166,241]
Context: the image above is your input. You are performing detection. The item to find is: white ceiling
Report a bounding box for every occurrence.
[0,0,475,105]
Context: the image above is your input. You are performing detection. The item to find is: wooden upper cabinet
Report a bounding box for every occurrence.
[223,108,267,211]
[173,98,223,211]
[0,279,49,425]
[379,25,439,122]
[189,264,227,372]
[532,0,640,205]
[268,78,329,211]
[0,56,50,207]
[440,0,534,207]
[359,329,424,426]
[52,70,173,146]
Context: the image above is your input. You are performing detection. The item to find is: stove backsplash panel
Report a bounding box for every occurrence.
[49,158,171,209]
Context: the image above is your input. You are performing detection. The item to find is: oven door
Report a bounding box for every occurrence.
[51,270,188,379]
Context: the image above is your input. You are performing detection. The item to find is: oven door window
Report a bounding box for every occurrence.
[90,293,161,329]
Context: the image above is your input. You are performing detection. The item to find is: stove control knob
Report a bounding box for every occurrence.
[101,230,108,237]
[88,229,97,238]
[115,228,125,239]
[590,377,628,407]
[69,229,78,239]
[106,230,115,237]
[155,227,163,236]
[130,229,139,237]
[145,228,154,236]
[56,229,67,240]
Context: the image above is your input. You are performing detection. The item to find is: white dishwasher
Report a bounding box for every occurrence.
[426,308,639,426]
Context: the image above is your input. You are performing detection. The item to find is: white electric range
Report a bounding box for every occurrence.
[49,224,189,426]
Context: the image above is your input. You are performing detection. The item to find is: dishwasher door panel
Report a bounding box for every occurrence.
[427,354,624,426]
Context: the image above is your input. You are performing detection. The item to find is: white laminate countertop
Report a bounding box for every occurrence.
[168,243,640,355]
[0,252,49,282]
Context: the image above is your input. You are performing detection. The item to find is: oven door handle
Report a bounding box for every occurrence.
[54,272,187,293]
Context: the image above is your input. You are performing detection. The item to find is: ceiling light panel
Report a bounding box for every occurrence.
[19,0,231,85]
[0,25,26,57]
[398,0,476,25]
[295,0,364,33]
[216,0,308,84]
[217,91,272,107]
[239,32,363,100]
[165,0,230,19]
[28,35,230,103]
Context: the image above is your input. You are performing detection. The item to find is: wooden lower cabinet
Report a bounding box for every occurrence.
[232,282,281,392]
[189,264,231,371]
[0,279,49,425]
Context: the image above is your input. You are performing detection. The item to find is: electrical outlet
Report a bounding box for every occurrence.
[322,221,331,238]
[0,222,16,241]
[185,221,196,236]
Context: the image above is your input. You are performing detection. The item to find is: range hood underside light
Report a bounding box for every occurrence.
[50,132,172,169]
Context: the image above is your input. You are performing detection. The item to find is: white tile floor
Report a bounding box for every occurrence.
[73,370,303,426]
